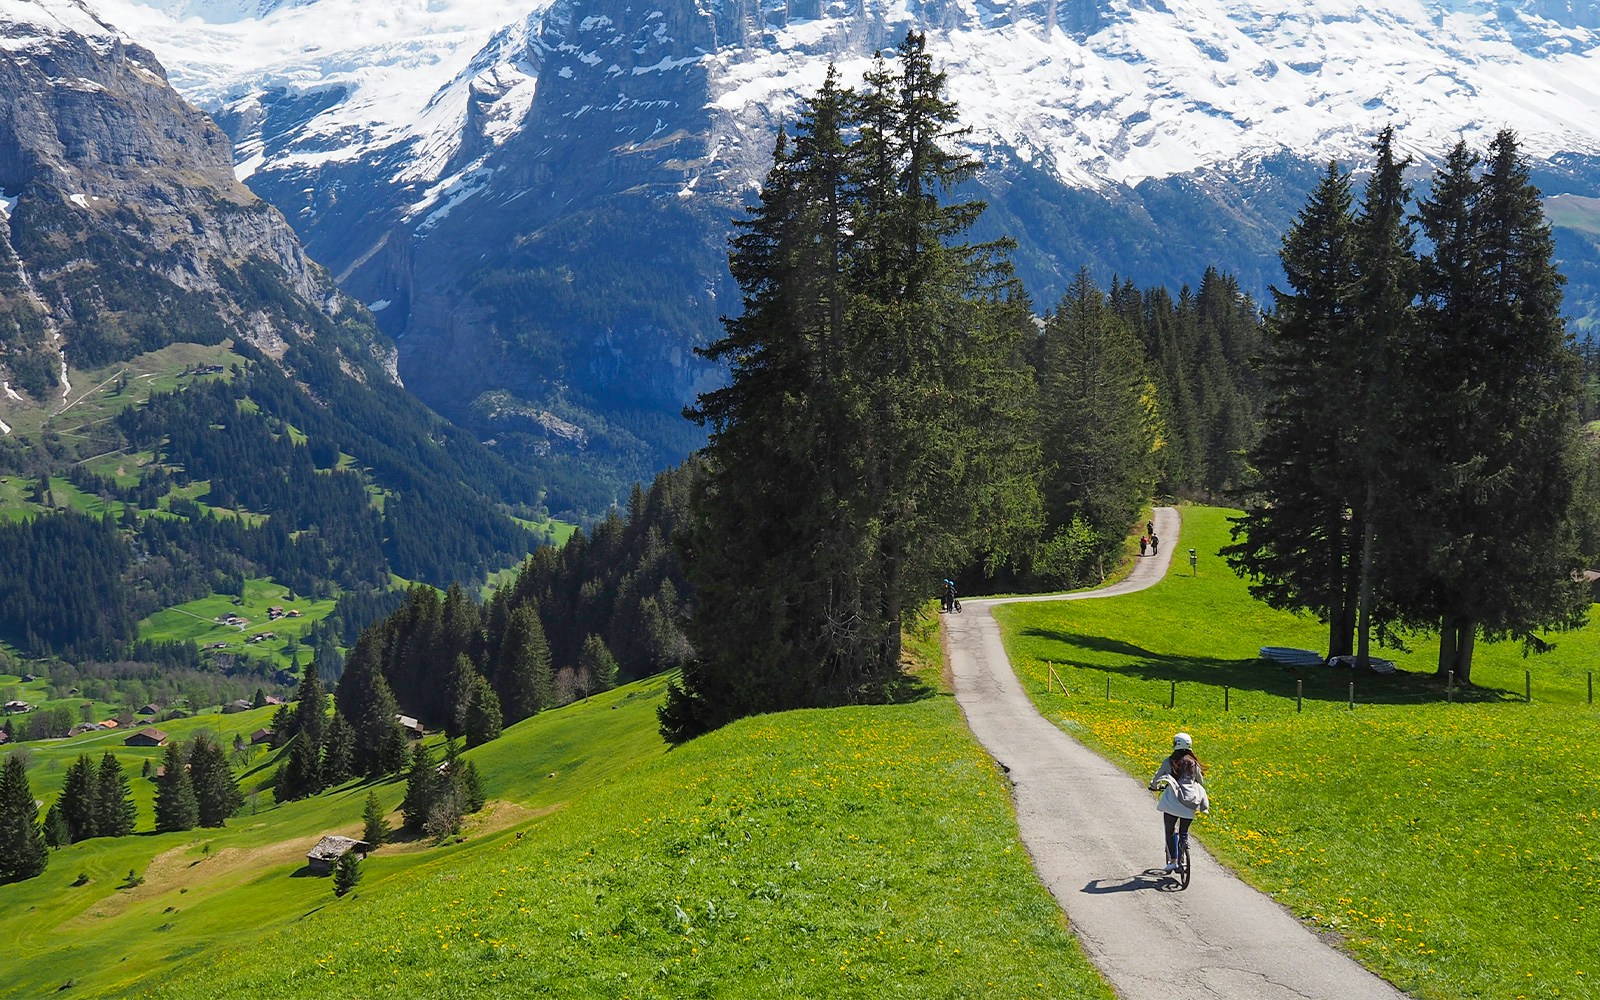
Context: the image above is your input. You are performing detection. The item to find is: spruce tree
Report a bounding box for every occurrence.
[664,33,1041,741]
[1036,268,1157,576]
[188,733,242,826]
[444,654,478,740]
[274,731,323,803]
[153,743,198,833]
[60,754,98,843]
[454,759,485,814]
[399,744,439,833]
[578,634,619,693]
[332,851,362,897]
[42,800,69,849]
[494,603,551,724]
[0,753,48,884]
[321,711,356,786]
[463,674,503,749]
[1404,132,1587,679]
[337,630,409,778]
[361,790,390,847]
[93,753,136,837]
[290,659,327,748]
[1224,161,1362,658]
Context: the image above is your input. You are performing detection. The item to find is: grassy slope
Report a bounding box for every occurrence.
[4,667,1114,999]
[996,506,1600,1000]
[136,578,337,673]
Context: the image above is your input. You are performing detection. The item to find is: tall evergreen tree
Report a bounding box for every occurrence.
[361,790,390,847]
[153,743,198,833]
[42,800,69,850]
[60,754,98,843]
[1036,268,1157,575]
[444,654,478,740]
[1403,132,1587,679]
[494,603,552,724]
[399,745,441,834]
[1349,126,1416,668]
[93,753,137,838]
[1224,162,1363,658]
[188,733,243,826]
[274,730,324,803]
[578,634,620,693]
[663,33,1041,742]
[0,753,48,884]
[337,629,409,778]
[462,673,503,749]
[290,658,327,748]
[321,711,356,786]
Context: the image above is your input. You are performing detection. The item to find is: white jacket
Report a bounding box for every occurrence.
[1149,758,1209,819]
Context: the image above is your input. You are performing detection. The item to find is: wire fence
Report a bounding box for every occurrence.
[1039,660,1598,715]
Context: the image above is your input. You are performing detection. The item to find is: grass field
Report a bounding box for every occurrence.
[996,506,1600,1000]
[4,659,1114,999]
[136,578,337,672]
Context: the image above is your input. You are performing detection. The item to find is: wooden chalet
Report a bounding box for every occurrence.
[124,727,169,747]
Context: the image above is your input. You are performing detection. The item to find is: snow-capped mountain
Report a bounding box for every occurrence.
[41,0,1600,491]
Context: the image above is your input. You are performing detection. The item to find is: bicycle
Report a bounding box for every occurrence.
[1149,779,1194,890]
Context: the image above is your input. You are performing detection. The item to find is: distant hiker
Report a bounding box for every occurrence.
[1139,536,1148,556]
[1149,732,1208,872]
[1147,519,1154,538]
[942,578,957,613]
[1150,533,1159,556]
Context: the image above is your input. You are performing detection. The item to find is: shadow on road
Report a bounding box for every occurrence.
[1081,874,1173,894]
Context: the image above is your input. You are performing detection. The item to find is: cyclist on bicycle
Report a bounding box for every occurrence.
[1148,731,1208,873]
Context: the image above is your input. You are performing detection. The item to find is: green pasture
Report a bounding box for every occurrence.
[137,578,337,670]
[0,341,240,442]
[4,668,1113,1000]
[996,505,1600,1000]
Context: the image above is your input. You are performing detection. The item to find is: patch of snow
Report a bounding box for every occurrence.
[2,381,22,402]
[0,192,15,218]
[68,193,89,208]
[0,417,10,435]
[367,298,390,311]
[59,356,71,399]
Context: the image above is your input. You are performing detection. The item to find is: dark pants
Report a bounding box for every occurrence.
[1162,812,1193,861]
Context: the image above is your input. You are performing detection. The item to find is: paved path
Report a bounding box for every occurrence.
[945,507,1409,1000]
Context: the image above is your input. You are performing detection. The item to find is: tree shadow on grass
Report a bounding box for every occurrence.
[1022,628,1521,706]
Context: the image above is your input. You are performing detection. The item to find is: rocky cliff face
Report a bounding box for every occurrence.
[0,0,389,420]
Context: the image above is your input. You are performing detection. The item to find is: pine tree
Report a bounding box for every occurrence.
[337,629,409,778]
[332,851,362,897]
[494,602,551,724]
[153,743,198,833]
[0,753,48,884]
[274,731,323,803]
[60,754,98,843]
[399,745,440,834]
[361,790,390,847]
[663,34,1041,741]
[93,753,136,837]
[1404,132,1587,680]
[1036,268,1157,576]
[454,759,485,814]
[463,674,503,749]
[188,733,242,826]
[321,711,356,785]
[578,634,619,693]
[444,654,478,740]
[42,800,69,849]
[1224,161,1362,658]
[290,658,326,748]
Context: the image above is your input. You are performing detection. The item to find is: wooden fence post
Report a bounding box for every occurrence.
[1348,682,1354,711]
[1224,686,1230,713]
[1589,671,1593,706]
[1526,670,1532,703]
[1447,671,1454,704]
[1296,679,1303,713]
[1169,680,1176,709]
[1105,676,1111,701]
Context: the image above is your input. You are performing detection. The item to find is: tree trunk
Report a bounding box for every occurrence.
[1354,483,1377,669]
[1436,617,1476,683]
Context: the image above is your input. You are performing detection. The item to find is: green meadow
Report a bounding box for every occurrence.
[136,578,338,672]
[4,664,1113,999]
[996,506,1600,1000]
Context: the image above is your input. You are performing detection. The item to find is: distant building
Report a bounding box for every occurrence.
[263,695,287,706]
[223,699,253,713]
[124,727,169,747]
[99,719,120,729]
[3,700,31,714]
[306,835,371,875]
[249,727,275,746]
[137,703,162,716]
[396,715,425,740]
[0,730,10,744]
[69,722,101,736]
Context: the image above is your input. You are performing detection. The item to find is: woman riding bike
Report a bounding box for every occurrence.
[1148,731,1209,873]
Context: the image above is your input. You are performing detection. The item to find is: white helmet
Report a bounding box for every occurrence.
[1173,732,1193,751]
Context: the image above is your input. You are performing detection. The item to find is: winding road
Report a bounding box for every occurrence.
[945,506,1410,1000]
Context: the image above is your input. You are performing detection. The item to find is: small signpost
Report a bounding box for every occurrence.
[1188,547,1197,576]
